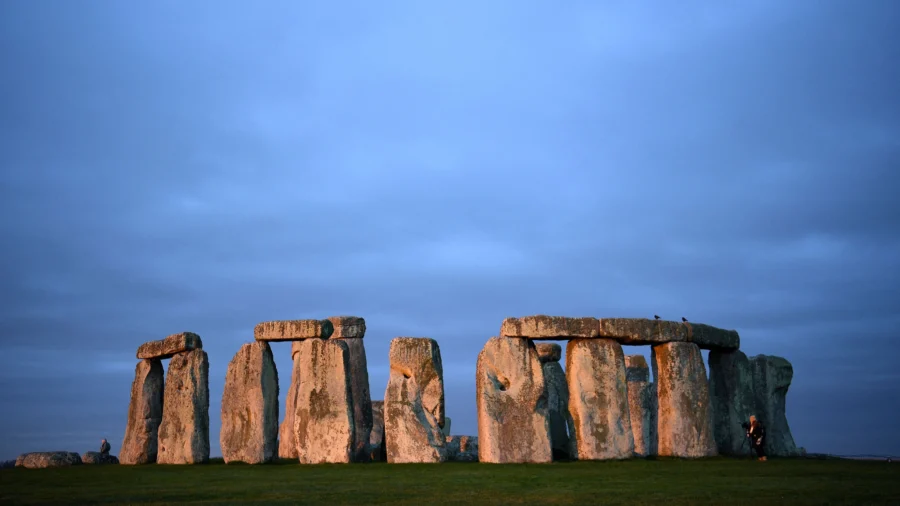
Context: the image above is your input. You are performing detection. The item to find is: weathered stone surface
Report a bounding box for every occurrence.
[543,359,571,458]
[651,342,717,457]
[598,318,688,345]
[327,316,367,338]
[501,316,600,340]
[157,349,210,464]
[221,342,279,464]
[687,323,740,351]
[445,436,479,462]
[625,355,656,457]
[136,332,202,360]
[385,337,447,463]
[566,339,633,460]
[254,319,334,341]
[278,349,302,459]
[15,452,82,468]
[536,343,562,363]
[294,339,355,464]
[120,358,164,465]
[709,350,754,455]
[82,452,119,465]
[369,400,386,462]
[750,355,798,457]
[476,336,552,463]
[336,337,373,461]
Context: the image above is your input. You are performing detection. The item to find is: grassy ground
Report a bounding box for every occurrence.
[0,457,897,505]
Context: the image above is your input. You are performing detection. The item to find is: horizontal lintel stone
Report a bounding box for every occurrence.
[254,319,334,341]
[327,316,366,339]
[500,315,600,339]
[136,332,203,360]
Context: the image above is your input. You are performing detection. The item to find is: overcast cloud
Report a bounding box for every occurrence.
[1,0,898,460]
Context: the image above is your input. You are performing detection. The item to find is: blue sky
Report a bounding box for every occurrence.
[1,0,898,460]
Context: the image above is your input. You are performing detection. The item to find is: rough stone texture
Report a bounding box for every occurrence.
[476,336,552,463]
[120,358,165,465]
[708,350,754,455]
[750,355,798,457]
[278,350,302,459]
[82,452,119,465]
[384,337,447,463]
[566,339,634,460]
[327,316,367,338]
[294,339,355,464]
[543,359,571,458]
[445,436,479,462]
[536,343,562,363]
[136,332,202,360]
[651,342,717,457]
[687,323,740,351]
[335,337,373,461]
[15,452,82,468]
[157,349,210,464]
[625,355,656,457]
[369,400,386,462]
[220,342,279,464]
[254,319,334,341]
[598,318,688,346]
[501,316,600,340]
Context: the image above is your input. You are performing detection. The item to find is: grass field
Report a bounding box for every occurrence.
[1,457,897,505]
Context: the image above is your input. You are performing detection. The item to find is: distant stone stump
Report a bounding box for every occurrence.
[445,435,479,462]
[157,348,210,464]
[16,452,83,468]
[82,452,119,465]
[220,342,279,464]
[120,358,165,465]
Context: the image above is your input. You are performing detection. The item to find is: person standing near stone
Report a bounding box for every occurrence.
[747,415,766,461]
[100,439,111,456]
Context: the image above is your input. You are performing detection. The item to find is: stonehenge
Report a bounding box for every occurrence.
[116,314,797,467]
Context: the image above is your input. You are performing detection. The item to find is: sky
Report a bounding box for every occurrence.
[1,0,898,461]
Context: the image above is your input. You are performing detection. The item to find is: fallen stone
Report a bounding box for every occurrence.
[369,400,386,462]
[278,346,302,459]
[157,349,210,464]
[536,343,562,363]
[445,435,479,462]
[688,323,740,351]
[566,339,634,460]
[327,316,367,338]
[120,358,165,465]
[294,338,355,464]
[597,318,688,345]
[476,336,552,463]
[221,342,279,464]
[384,337,447,463]
[254,319,334,341]
[136,332,202,360]
[625,355,656,457]
[750,355,798,457]
[651,342,717,457]
[501,316,600,340]
[708,350,754,455]
[540,346,571,459]
[15,452,82,468]
[82,452,119,465]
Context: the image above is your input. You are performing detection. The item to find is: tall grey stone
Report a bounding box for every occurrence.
[220,342,279,464]
[369,400,386,461]
[651,342,717,457]
[157,349,210,464]
[278,342,303,459]
[566,339,634,460]
[476,336,552,463]
[625,354,656,457]
[384,337,447,463]
[750,355,798,456]
[120,358,164,465]
[536,343,571,459]
[327,317,373,462]
[709,349,754,455]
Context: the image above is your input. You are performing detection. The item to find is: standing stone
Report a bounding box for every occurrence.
[294,339,355,464]
[220,342,279,464]
[476,336,552,463]
[651,342,717,457]
[441,416,452,438]
[537,343,571,459]
[278,342,303,459]
[369,400,386,461]
[566,339,634,460]
[708,350,754,455]
[384,337,447,463]
[625,354,656,457]
[120,358,164,465]
[157,349,210,464]
[328,316,373,461]
[750,355,798,456]
[445,435,479,462]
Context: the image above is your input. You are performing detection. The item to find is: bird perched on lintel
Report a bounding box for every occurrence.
[654,315,661,320]
[682,317,688,322]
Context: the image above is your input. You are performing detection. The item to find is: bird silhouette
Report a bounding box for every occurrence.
[682,317,688,322]
[654,315,660,320]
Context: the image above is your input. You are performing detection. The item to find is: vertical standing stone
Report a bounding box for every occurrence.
[220,342,279,464]
[369,400,386,462]
[120,359,164,465]
[294,339,355,464]
[384,337,447,463]
[708,349,754,455]
[566,339,634,460]
[651,342,717,457]
[329,323,373,461]
[750,355,798,457]
[476,336,552,464]
[278,342,303,459]
[536,343,571,459]
[157,349,210,464]
[625,354,656,457]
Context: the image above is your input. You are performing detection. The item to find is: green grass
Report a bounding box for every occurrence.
[0,457,897,505]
